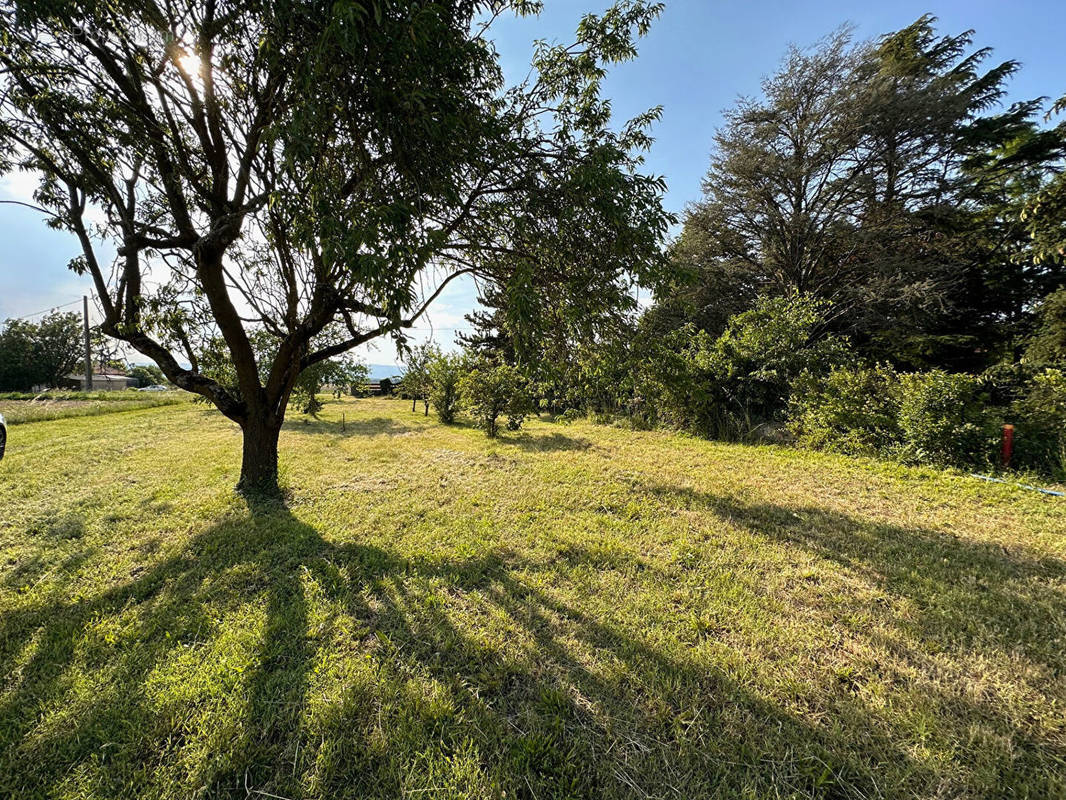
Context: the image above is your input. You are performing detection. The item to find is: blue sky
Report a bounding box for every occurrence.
[2,0,1063,367]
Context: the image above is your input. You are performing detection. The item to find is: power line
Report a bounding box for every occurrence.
[5,297,83,321]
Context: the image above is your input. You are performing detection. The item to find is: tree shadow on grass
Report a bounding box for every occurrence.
[283,416,415,438]
[0,522,95,593]
[496,431,594,453]
[0,492,1060,798]
[637,481,1066,791]
[637,482,1066,669]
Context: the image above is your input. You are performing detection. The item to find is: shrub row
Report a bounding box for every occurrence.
[789,366,1066,479]
[403,354,531,438]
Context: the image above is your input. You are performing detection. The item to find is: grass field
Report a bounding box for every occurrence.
[0,397,1063,799]
[0,391,188,425]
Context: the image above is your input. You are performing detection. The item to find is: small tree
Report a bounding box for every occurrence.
[402,343,439,415]
[460,362,531,437]
[292,356,368,415]
[428,352,464,423]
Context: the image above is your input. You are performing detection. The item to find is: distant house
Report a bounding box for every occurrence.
[362,376,403,396]
[61,366,138,391]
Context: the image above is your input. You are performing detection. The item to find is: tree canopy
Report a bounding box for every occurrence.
[0,312,83,391]
[0,0,673,495]
[665,16,1064,369]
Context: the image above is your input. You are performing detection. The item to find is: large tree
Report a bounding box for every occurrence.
[1023,94,1066,266]
[690,28,866,301]
[0,0,672,496]
[666,16,1062,367]
[0,320,39,391]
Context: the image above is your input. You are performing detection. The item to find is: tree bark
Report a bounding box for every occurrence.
[238,415,283,498]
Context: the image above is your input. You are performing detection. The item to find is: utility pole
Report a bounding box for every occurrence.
[82,295,92,392]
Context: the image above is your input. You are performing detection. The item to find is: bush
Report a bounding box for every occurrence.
[556,408,584,424]
[428,353,463,423]
[789,365,901,455]
[459,362,530,437]
[128,365,166,388]
[896,371,994,468]
[980,361,1049,407]
[790,362,1066,480]
[1010,368,1066,480]
[641,294,849,439]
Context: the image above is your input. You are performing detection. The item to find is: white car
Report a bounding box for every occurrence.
[0,413,6,460]
[138,385,170,392]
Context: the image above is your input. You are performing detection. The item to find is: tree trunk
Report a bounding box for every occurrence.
[412,397,417,412]
[238,416,283,498]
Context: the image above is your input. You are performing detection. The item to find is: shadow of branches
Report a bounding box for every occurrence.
[0,489,1061,798]
[498,432,595,453]
[283,416,416,438]
[638,482,1066,668]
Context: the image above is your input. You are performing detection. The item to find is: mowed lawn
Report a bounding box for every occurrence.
[0,398,1064,799]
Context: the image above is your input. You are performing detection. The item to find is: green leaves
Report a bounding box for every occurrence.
[427,351,464,423]
[0,312,83,391]
[458,360,530,437]
[1,0,671,490]
[639,295,849,438]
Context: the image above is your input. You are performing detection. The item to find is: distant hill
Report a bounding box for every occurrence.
[367,363,403,381]
[130,360,403,381]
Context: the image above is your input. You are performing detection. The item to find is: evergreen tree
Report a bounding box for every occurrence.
[662,16,1063,370]
[457,283,515,364]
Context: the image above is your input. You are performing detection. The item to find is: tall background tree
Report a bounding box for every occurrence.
[661,16,1064,370]
[0,0,672,496]
[401,342,438,414]
[457,283,515,364]
[1023,93,1066,266]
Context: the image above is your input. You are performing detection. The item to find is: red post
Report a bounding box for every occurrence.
[1001,424,1014,468]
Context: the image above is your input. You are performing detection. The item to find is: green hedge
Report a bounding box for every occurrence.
[897,371,994,467]
[789,366,901,456]
[790,365,1066,480]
